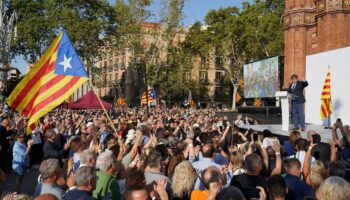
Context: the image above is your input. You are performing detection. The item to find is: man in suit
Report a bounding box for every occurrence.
[288,74,308,131]
[43,129,70,166]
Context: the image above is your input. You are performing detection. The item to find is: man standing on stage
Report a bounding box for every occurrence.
[288,74,308,131]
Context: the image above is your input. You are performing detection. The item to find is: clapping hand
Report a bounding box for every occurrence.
[154,179,168,200]
[1,192,17,200]
[256,186,267,200]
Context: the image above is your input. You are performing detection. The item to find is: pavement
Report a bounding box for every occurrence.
[1,165,40,196]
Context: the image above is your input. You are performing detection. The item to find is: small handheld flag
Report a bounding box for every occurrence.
[7,31,88,133]
[320,67,332,121]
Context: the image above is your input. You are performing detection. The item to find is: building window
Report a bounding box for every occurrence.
[185,71,191,81]
[215,57,223,68]
[215,71,223,84]
[200,71,207,82]
[201,57,206,68]
[215,71,222,79]
[104,61,108,70]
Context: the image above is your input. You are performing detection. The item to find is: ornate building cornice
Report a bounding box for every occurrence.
[283,8,317,30]
[315,0,350,17]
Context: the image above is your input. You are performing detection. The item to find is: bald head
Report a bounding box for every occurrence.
[202,166,221,189]
[34,194,59,200]
[202,143,215,158]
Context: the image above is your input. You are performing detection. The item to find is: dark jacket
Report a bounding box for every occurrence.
[43,139,68,160]
[0,125,10,154]
[285,174,315,200]
[63,189,95,200]
[287,80,308,104]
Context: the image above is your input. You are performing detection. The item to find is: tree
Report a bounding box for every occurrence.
[9,0,116,63]
[111,0,190,103]
[182,0,284,102]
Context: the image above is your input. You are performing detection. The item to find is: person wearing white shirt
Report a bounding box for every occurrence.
[288,138,315,169]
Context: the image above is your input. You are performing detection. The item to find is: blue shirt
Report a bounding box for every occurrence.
[283,141,295,157]
[100,131,111,145]
[192,157,222,190]
[198,152,229,165]
[12,142,29,169]
[284,174,315,200]
[63,189,94,200]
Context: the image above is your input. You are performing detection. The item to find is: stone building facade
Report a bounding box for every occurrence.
[74,22,227,104]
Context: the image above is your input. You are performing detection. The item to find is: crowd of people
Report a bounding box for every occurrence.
[0,106,349,200]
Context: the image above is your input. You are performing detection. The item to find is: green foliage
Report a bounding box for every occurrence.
[183,0,284,79]
[9,0,115,62]
[180,0,284,102]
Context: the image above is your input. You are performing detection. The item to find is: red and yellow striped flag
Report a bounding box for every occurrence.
[7,31,88,133]
[320,68,332,120]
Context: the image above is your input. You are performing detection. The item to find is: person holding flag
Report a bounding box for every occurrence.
[7,31,88,133]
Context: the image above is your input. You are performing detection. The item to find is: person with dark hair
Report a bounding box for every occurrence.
[12,133,33,193]
[125,169,146,190]
[284,158,315,200]
[288,138,315,168]
[284,130,301,157]
[144,151,173,199]
[268,174,287,200]
[287,74,308,131]
[43,129,70,163]
[167,153,185,178]
[215,186,245,200]
[124,185,149,200]
[230,153,267,199]
[327,160,346,178]
[0,119,11,173]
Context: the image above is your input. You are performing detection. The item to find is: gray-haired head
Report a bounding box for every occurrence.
[80,149,97,166]
[96,150,116,173]
[319,176,350,200]
[39,159,61,180]
[74,166,96,187]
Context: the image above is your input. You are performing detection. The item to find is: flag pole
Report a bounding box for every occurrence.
[88,80,120,137]
[325,99,332,129]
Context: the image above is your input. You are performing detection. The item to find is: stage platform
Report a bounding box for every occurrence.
[238,124,333,143]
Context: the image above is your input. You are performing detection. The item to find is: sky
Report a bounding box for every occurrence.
[12,0,249,74]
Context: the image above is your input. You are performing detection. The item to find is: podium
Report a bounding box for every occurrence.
[275,91,289,132]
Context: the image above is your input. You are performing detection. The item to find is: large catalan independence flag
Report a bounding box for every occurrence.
[320,68,332,120]
[141,87,156,105]
[8,31,88,133]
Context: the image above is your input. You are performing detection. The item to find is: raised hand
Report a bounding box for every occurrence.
[154,179,168,200]
[257,186,267,200]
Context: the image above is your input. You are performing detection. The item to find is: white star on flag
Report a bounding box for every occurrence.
[59,54,73,72]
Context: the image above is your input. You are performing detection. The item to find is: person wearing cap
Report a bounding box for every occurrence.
[43,128,70,166]
[12,133,33,193]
